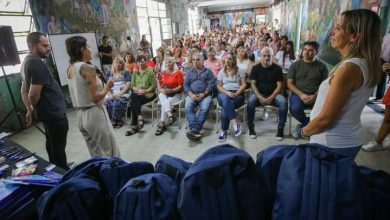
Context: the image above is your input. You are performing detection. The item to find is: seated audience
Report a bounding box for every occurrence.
[105,57,132,128]
[126,55,157,136]
[124,51,137,73]
[204,47,222,77]
[217,52,247,142]
[247,46,287,140]
[184,53,215,141]
[155,57,184,135]
[275,40,296,74]
[287,41,328,139]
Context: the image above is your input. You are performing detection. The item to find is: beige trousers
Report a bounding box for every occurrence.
[77,105,121,157]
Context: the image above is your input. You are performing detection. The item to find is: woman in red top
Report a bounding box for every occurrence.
[155,56,184,135]
[124,52,137,73]
[173,39,186,57]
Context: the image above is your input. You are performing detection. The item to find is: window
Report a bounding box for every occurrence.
[136,0,147,7]
[0,0,35,75]
[188,7,200,35]
[161,18,172,39]
[158,2,166,18]
[136,0,172,48]
[147,0,158,17]
[0,16,33,32]
[0,0,26,13]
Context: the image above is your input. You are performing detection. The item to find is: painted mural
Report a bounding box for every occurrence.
[276,0,382,66]
[223,11,255,29]
[29,0,140,57]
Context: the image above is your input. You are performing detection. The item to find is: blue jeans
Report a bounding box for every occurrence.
[289,93,311,126]
[185,95,212,132]
[247,93,287,130]
[217,92,245,131]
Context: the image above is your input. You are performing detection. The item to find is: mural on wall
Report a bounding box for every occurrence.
[29,0,139,58]
[223,11,255,29]
[279,0,301,45]
[277,0,382,66]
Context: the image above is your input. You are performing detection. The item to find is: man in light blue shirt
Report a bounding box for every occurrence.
[184,53,215,141]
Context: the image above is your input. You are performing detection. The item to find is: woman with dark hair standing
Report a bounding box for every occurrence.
[301,9,382,158]
[65,36,121,157]
[140,34,150,54]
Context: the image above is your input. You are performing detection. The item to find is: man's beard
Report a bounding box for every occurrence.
[38,51,49,59]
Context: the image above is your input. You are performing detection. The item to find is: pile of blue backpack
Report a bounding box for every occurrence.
[36,144,390,220]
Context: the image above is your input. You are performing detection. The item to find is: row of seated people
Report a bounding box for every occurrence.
[103,42,328,142]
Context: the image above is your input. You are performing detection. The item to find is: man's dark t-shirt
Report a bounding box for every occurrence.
[21,55,66,120]
[250,63,283,97]
[98,45,112,65]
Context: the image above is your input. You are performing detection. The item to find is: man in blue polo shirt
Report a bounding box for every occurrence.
[184,53,215,141]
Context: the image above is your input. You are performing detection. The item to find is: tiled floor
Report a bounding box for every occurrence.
[9,105,390,172]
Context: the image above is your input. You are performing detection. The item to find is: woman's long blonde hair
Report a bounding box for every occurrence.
[224,52,238,77]
[332,9,382,87]
[111,56,126,73]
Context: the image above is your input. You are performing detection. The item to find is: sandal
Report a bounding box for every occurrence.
[167,115,177,126]
[138,118,144,129]
[155,125,167,136]
[116,120,124,128]
[125,127,138,136]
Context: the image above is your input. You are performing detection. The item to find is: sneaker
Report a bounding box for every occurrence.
[362,140,383,152]
[233,124,242,137]
[249,129,257,139]
[276,128,284,141]
[218,130,227,142]
[292,124,302,139]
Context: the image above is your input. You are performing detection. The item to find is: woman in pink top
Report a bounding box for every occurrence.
[204,47,222,77]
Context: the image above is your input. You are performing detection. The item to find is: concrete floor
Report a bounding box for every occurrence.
[9,104,390,172]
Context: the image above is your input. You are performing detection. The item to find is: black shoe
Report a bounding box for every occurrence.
[167,115,177,126]
[276,128,284,141]
[186,131,202,141]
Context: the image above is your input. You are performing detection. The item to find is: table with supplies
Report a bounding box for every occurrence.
[0,137,65,220]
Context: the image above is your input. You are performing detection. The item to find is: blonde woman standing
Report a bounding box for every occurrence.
[301,9,382,158]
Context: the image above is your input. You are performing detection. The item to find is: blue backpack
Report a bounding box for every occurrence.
[256,144,295,219]
[61,157,154,199]
[113,173,179,220]
[177,144,264,220]
[273,144,366,220]
[61,156,108,182]
[155,154,192,188]
[359,166,390,220]
[37,174,109,220]
[38,157,154,220]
